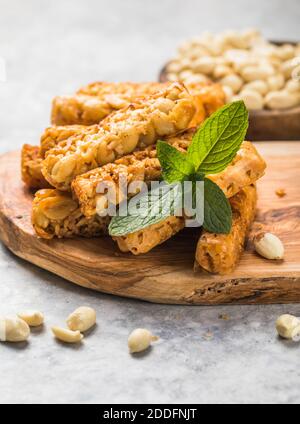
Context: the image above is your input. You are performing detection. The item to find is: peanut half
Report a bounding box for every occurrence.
[51,326,83,343]
[18,310,44,327]
[66,306,96,332]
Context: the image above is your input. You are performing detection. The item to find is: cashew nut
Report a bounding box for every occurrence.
[213,64,232,79]
[265,90,299,109]
[281,58,300,79]
[128,328,159,353]
[67,306,96,332]
[51,326,83,343]
[267,74,285,91]
[183,74,208,85]
[239,89,264,110]
[243,80,268,95]
[166,72,179,82]
[168,30,300,111]
[285,79,300,93]
[241,65,274,82]
[166,60,182,74]
[275,44,296,61]
[222,85,234,103]
[220,74,243,93]
[178,70,194,81]
[191,57,215,74]
[0,317,30,342]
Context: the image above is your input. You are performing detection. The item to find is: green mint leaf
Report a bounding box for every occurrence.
[187,100,248,174]
[108,182,182,236]
[203,178,232,234]
[157,141,194,184]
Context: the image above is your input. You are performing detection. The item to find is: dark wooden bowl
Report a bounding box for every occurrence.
[159,41,300,141]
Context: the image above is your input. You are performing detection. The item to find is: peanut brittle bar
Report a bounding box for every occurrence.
[72,130,192,217]
[43,82,196,191]
[22,127,99,190]
[32,189,109,239]
[78,80,225,127]
[21,144,50,189]
[195,184,257,274]
[51,81,225,128]
[72,129,265,219]
[52,82,168,125]
[115,216,185,255]
[51,95,120,126]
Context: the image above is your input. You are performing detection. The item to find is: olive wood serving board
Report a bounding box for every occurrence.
[0,142,299,305]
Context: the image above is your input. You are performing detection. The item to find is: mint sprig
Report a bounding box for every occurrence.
[156,141,194,183]
[108,101,248,237]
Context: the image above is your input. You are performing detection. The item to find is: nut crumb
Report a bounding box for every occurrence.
[203,330,214,340]
[219,314,230,320]
[275,188,286,197]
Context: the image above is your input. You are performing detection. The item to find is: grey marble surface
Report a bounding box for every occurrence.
[0,0,300,404]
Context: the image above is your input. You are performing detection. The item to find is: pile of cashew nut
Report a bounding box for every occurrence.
[166,29,300,110]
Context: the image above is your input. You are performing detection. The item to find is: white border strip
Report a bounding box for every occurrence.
[0,57,6,82]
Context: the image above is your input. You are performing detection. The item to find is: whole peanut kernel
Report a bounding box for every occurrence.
[128,328,159,353]
[67,306,96,332]
[0,317,30,342]
[276,314,300,339]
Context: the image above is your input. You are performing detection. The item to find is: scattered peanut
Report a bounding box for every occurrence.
[18,310,44,327]
[276,314,300,339]
[0,317,30,342]
[66,306,96,332]
[51,326,83,343]
[165,29,300,110]
[128,328,159,353]
[254,232,284,260]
